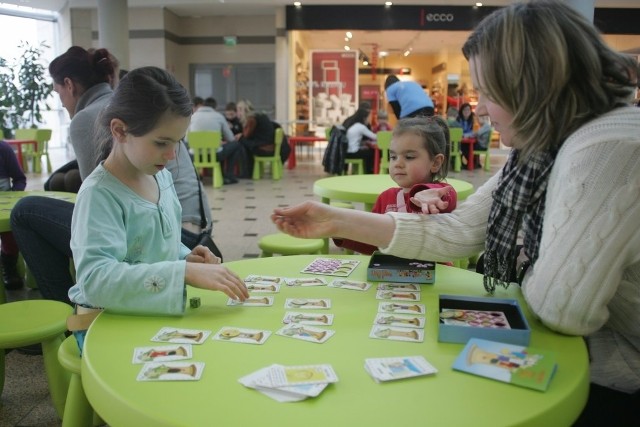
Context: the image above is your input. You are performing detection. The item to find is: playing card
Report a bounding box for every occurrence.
[245,282,281,293]
[227,296,274,307]
[364,356,437,382]
[284,277,328,287]
[329,279,371,291]
[439,309,511,329]
[260,364,339,387]
[244,275,283,284]
[301,258,360,277]
[151,327,211,344]
[132,344,193,364]
[136,361,205,381]
[239,366,329,401]
[376,282,420,292]
[378,302,426,315]
[283,311,334,326]
[275,325,335,343]
[376,290,421,301]
[374,313,425,329]
[369,325,424,342]
[212,327,271,345]
[284,298,331,309]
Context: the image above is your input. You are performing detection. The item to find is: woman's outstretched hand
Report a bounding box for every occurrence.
[271,201,337,239]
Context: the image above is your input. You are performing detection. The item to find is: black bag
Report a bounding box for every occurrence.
[322,125,347,175]
[196,231,224,262]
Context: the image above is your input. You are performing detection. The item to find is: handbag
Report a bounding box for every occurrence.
[193,161,224,262]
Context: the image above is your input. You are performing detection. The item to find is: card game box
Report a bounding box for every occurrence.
[438,295,531,346]
[367,252,435,284]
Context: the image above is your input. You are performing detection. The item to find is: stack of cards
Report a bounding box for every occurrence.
[364,356,437,383]
[239,364,339,402]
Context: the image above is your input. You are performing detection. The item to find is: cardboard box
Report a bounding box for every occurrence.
[367,253,435,284]
[438,294,531,346]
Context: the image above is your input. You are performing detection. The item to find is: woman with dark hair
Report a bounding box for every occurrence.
[456,103,476,137]
[342,105,377,174]
[384,74,434,119]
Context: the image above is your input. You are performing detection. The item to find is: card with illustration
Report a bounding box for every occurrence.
[374,313,425,329]
[365,356,438,382]
[212,327,271,345]
[238,366,329,402]
[284,298,331,310]
[151,327,211,344]
[301,258,360,277]
[378,302,426,315]
[136,361,205,381]
[283,311,334,326]
[227,296,274,307]
[369,325,425,343]
[376,282,420,292]
[132,344,193,364]
[375,290,421,301]
[275,325,335,344]
[244,275,283,284]
[329,279,371,291]
[245,282,281,293]
[284,277,328,287]
[257,364,339,388]
[440,309,511,329]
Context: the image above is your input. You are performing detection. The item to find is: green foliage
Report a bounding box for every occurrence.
[0,57,18,136]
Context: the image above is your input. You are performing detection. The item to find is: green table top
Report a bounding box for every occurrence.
[0,191,76,232]
[314,175,474,208]
[82,255,588,427]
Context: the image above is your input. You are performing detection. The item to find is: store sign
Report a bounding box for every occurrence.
[310,50,358,128]
[424,12,454,23]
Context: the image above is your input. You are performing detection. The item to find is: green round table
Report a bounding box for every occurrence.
[0,191,76,232]
[82,255,588,427]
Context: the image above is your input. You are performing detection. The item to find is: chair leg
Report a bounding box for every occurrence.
[62,373,94,427]
[213,166,223,189]
[454,155,461,172]
[483,152,491,171]
[42,334,71,419]
[252,161,261,180]
[273,160,282,180]
[46,154,53,173]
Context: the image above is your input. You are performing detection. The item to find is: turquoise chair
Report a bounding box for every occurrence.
[188,131,223,188]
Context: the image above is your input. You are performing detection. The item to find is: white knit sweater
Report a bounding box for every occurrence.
[382,106,640,393]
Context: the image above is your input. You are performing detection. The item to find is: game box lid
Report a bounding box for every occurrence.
[367,252,435,284]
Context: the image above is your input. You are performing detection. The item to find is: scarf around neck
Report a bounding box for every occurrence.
[483,148,557,294]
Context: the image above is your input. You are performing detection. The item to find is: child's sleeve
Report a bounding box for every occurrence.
[332,191,388,255]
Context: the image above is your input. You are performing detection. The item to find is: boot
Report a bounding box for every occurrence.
[1,253,24,290]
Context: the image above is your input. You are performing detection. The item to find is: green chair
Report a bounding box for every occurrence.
[13,128,39,170]
[473,128,493,171]
[188,131,223,188]
[258,233,324,257]
[58,335,102,427]
[376,130,392,174]
[0,300,72,418]
[253,128,284,180]
[449,128,463,173]
[29,128,53,173]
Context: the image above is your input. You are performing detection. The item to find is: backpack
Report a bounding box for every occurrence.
[322,125,348,175]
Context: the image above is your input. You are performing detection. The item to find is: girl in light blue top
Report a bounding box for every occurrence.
[69,67,248,326]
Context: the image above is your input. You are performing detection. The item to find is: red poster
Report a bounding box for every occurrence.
[310,50,358,128]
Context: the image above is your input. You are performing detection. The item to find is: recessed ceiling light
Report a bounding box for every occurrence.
[385,2,393,6]
[475,2,483,6]
[294,2,301,7]
[346,31,353,39]
[344,45,351,51]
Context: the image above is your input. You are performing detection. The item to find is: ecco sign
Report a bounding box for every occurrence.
[425,13,454,22]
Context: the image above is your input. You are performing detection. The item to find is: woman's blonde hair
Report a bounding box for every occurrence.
[236,99,255,126]
[462,0,639,160]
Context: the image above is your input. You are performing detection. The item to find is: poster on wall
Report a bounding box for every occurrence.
[310,50,358,129]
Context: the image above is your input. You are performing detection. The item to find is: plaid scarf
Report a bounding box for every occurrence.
[483,148,556,294]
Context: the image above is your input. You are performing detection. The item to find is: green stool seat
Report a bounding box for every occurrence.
[58,335,99,427]
[258,233,324,257]
[0,300,72,418]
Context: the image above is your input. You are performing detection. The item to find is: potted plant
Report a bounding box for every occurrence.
[14,41,53,129]
[0,57,18,137]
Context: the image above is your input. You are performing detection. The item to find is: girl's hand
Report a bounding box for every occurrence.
[271,201,337,239]
[185,263,249,301]
[186,245,220,264]
[410,187,451,214]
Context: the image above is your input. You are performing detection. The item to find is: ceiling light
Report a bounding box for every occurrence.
[363,60,369,66]
[403,50,411,57]
[346,31,353,39]
[344,45,351,51]
[385,1,393,6]
[379,51,388,57]
[294,1,301,7]
[475,2,483,6]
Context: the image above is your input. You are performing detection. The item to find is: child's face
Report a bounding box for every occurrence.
[118,112,190,176]
[389,133,443,190]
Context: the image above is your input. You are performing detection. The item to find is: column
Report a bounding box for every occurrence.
[97,0,130,70]
[274,6,289,125]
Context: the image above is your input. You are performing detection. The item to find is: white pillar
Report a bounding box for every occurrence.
[97,0,130,70]
[275,6,289,125]
[564,0,595,22]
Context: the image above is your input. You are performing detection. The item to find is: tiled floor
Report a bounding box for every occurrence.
[1,144,506,426]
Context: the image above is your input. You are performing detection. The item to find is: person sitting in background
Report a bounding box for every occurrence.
[373,110,392,132]
[224,102,243,136]
[189,96,242,185]
[446,107,461,129]
[384,75,435,119]
[461,115,492,169]
[0,140,26,289]
[236,99,275,177]
[334,116,457,255]
[456,103,476,138]
[342,105,377,174]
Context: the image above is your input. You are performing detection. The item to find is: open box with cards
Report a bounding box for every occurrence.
[367,252,435,284]
[438,294,531,346]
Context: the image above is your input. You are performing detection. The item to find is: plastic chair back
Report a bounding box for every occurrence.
[252,127,284,180]
[187,131,223,188]
[448,128,463,172]
[473,128,492,171]
[376,130,392,174]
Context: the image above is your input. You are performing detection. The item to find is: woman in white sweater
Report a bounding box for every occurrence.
[272,1,639,424]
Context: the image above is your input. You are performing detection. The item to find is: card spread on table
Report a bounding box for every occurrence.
[285,298,332,309]
[244,274,283,284]
[375,290,421,301]
[283,311,334,326]
[365,356,437,382]
[329,279,371,291]
[239,365,333,402]
[245,282,281,293]
[374,313,425,329]
[378,302,426,315]
[275,325,335,343]
[227,296,274,307]
[132,344,193,364]
[212,327,271,345]
[369,325,425,343]
[151,327,211,344]
[439,309,511,329]
[301,258,360,277]
[285,277,328,287]
[376,282,420,292]
[136,361,205,381]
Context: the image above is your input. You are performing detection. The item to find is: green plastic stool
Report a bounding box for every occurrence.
[0,300,72,418]
[258,233,324,257]
[58,335,102,427]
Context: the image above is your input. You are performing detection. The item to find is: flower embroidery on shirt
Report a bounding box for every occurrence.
[144,275,166,293]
